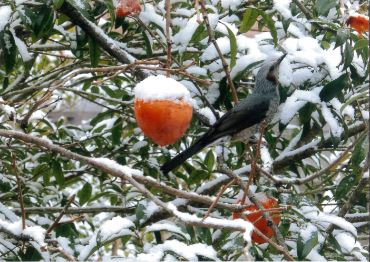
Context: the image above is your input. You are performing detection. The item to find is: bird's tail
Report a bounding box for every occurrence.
[160,138,208,174]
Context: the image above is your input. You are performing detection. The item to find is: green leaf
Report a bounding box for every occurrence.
[0,30,16,74]
[142,31,153,57]
[188,169,209,185]
[224,23,237,69]
[102,85,118,98]
[33,5,54,40]
[240,8,259,33]
[353,38,368,50]
[53,0,64,9]
[111,118,123,145]
[260,11,277,46]
[335,29,349,49]
[297,234,304,260]
[78,182,92,205]
[195,227,212,245]
[190,24,206,43]
[351,135,367,167]
[335,175,357,199]
[301,232,319,259]
[319,74,348,102]
[204,150,215,171]
[233,60,263,82]
[52,161,65,187]
[315,0,337,16]
[343,42,353,69]
[299,102,316,124]
[88,37,101,67]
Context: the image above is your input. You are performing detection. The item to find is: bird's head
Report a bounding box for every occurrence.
[256,53,287,87]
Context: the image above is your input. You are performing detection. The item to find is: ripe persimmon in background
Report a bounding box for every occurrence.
[232,194,281,244]
[116,0,141,17]
[134,75,193,146]
[346,14,369,37]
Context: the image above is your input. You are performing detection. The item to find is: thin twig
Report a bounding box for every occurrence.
[242,121,267,204]
[199,0,238,103]
[14,206,135,214]
[46,195,76,235]
[202,178,235,221]
[12,153,26,230]
[165,0,172,75]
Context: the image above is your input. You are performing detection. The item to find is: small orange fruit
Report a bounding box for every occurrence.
[116,0,141,18]
[232,195,281,244]
[134,75,193,146]
[346,14,369,37]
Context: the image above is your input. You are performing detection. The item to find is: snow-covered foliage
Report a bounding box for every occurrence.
[0,0,368,260]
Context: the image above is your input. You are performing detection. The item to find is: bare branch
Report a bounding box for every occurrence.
[199,0,238,104]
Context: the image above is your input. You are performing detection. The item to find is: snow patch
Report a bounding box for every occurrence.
[135,75,191,103]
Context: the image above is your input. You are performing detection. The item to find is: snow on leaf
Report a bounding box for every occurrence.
[137,239,217,261]
[146,221,191,240]
[78,216,134,260]
[300,206,357,236]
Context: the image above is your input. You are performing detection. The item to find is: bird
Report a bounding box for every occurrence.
[161,54,286,174]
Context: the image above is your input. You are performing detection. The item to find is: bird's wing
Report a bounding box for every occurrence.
[209,95,271,140]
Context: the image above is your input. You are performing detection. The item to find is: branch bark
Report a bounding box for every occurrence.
[57,0,149,80]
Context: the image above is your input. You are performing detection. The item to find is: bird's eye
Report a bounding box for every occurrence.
[269,65,275,72]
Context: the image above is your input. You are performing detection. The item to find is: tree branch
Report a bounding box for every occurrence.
[272,122,367,172]
[57,0,149,80]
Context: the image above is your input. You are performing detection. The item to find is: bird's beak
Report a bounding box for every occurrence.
[276,53,287,65]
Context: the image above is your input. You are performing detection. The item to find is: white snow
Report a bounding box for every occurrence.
[279,87,322,124]
[134,75,191,103]
[300,206,357,236]
[167,203,254,242]
[10,28,32,61]
[273,0,292,18]
[321,103,343,137]
[132,140,148,151]
[198,107,217,125]
[260,145,273,170]
[93,157,143,177]
[0,6,11,32]
[78,216,134,260]
[139,4,165,31]
[29,110,46,122]
[99,216,135,241]
[173,15,201,49]
[0,219,46,246]
[221,0,242,10]
[146,222,191,240]
[275,139,320,162]
[330,98,354,120]
[137,239,217,261]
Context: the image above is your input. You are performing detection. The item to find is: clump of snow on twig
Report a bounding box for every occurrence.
[0,219,46,246]
[137,239,217,261]
[93,157,143,177]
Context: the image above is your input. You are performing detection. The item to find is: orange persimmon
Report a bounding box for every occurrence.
[232,196,281,244]
[134,75,193,146]
[346,15,369,37]
[116,0,141,18]
[134,99,192,146]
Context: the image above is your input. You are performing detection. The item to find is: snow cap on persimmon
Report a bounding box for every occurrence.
[134,75,191,103]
